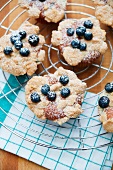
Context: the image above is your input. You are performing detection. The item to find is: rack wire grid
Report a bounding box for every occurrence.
[0,0,113,154]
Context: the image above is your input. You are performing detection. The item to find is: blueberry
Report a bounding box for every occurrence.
[19,48,30,56]
[31,92,41,103]
[61,88,70,98]
[28,34,39,46]
[98,96,110,108]
[67,28,74,36]
[80,42,87,51]
[47,91,56,101]
[10,34,21,44]
[84,32,93,40]
[19,30,26,39]
[71,39,80,49]
[84,20,93,29]
[41,84,50,96]
[39,0,46,1]
[14,40,23,50]
[76,26,86,36]
[4,46,13,55]
[59,75,69,86]
[105,83,113,93]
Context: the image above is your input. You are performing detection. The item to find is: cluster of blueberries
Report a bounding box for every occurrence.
[31,75,71,103]
[67,20,93,51]
[98,83,113,108]
[4,30,39,57]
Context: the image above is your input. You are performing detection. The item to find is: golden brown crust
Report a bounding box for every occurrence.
[25,67,87,125]
[0,21,45,76]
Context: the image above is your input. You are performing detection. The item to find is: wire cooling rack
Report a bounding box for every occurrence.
[0,0,113,152]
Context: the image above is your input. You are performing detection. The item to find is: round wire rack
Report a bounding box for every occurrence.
[0,0,113,151]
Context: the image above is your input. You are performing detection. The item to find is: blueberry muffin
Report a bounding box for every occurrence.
[25,67,87,125]
[94,0,113,28]
[0,21,45,76]
[51,17,108,66]
[18,0,67,23]
[98,82,113,132]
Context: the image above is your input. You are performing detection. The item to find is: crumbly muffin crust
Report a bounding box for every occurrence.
[51,17,107,66]
[94,0,113,28]
[25,67,87,125]
[18,0,67,23]
[0,21,45,76]
[99,87,113,132]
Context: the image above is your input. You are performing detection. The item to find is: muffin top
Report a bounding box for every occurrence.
[25,67,87,125]
[51,17,108,66]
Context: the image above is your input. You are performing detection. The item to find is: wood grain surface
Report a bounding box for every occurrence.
[0,0,113,170]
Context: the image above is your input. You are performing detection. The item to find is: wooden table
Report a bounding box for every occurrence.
[0,0,113,169]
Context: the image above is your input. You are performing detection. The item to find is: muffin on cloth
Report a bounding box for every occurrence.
[18,0,67,23]
[25,67,87,125]
[98,82,113,132]
[51,17,108,67]
[0,21,45,76]
[94,0,113,28]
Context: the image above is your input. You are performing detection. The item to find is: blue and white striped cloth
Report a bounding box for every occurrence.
[0,69,113,170]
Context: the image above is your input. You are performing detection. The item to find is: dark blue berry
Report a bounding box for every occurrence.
[10,34,21,44]
[28,34,39,46]
[71,39,80,49]
[98,96,110,108]
[4,46,13,55]
[80,42,87,51]
[67,28,74,36]
[14,40,23,50]
[84,32,93,40]
[39,0,46,1]
[41,84,50,96]
[19,30,26,39]
[31,92,41,103]
[61,88,70,98]
[59,75,69,86]
[76,26,86,36]
[19,48,30,56]
[84,20,93,29]
[105,83,113,93]
[47,91,56,101]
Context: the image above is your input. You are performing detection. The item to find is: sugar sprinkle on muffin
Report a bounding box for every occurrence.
[0,21,45,76]
[51,17,108,66]
[25,67,87,125]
